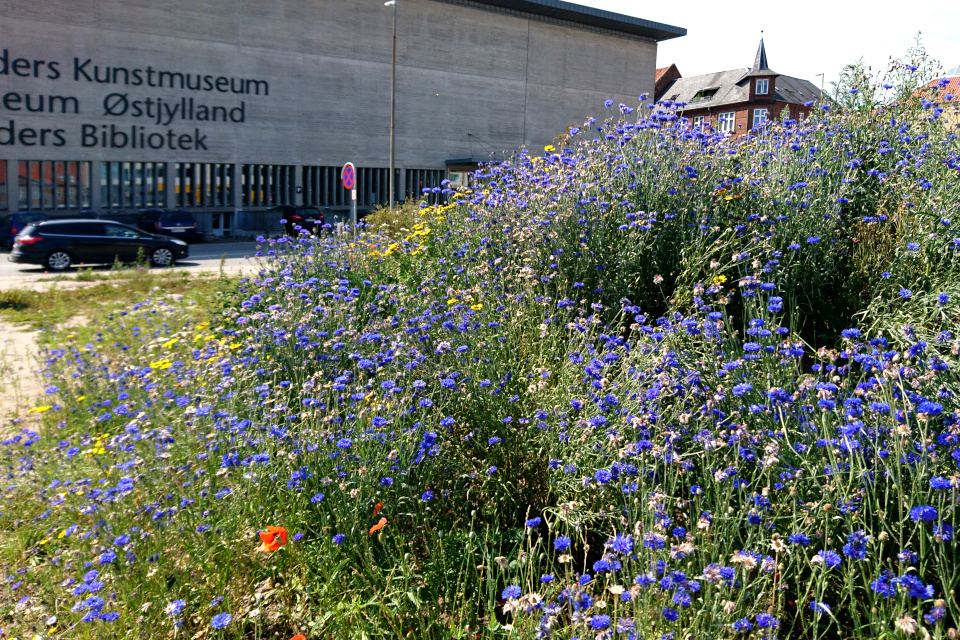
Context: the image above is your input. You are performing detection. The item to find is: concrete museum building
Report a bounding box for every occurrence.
[0,0,684,234]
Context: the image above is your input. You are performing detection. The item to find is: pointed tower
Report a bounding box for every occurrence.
[741,36,779,99]
[753,38,769,72]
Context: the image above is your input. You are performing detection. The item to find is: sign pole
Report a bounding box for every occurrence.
[351,188,357,232]
[341,162,357,234]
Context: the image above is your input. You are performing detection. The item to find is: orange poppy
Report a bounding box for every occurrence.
[291,636,306,640]
[257,526,288,552]
[369,517,387,535]
[373,501,384,517]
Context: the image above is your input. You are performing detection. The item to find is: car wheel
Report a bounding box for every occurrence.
[45,251,72,271]
[151,247,175,267]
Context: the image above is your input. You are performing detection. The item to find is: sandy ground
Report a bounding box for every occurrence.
[0,321,45,424]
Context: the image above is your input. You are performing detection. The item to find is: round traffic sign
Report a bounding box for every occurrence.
[341,163,356,190]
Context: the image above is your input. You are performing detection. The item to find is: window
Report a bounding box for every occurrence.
[756,79,769,95]
[691,88,718,103]
[175,163,231,208]
[18,161,91,210]
[101,162,165,209]
[753,108,769,127]
[241,164,294,207]
[405,169,445,205]
[693,116,705,127]
[0,160,6,210]
[104,224,140,238]
[302,166,349,207]
[717,112,736,133]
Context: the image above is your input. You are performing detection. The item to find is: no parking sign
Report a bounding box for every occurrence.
[342,162,357,229]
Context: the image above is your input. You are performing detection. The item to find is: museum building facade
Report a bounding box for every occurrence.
[0,0,683,233]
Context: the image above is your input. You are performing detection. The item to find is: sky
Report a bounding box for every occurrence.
[576,1,960,91]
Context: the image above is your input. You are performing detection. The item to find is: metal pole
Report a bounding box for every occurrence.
[351,188,357,232]
[389,1,397,211]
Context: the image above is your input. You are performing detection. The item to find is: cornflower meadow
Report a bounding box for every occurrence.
[1,54,959,640]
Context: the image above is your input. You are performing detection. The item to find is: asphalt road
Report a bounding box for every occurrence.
[0,241,266,288]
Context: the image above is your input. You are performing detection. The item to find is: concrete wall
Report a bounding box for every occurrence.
[0,0,658,216]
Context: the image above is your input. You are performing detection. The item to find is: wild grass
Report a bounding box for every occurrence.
[0,51,958,640]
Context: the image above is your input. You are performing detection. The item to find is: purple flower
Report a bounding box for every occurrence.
[909,505,938,522]
[502,585,521,599]
[211,613,232,629]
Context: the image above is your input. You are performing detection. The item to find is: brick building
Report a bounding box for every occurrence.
[926,64,960,126]
[655,39,821,133]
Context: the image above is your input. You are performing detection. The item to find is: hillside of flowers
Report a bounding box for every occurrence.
[2,58,959,639]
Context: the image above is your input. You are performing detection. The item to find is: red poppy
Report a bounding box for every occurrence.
[373,501,384,517]
[291,635,306,640]
[369,517,387,535]
[257,526,288,552]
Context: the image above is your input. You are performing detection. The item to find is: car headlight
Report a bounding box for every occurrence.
[172,239,188,246]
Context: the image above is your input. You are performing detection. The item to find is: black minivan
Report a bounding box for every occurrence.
[9,219,189,271]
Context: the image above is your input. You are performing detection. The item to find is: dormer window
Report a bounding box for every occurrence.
[691,87,719,103]
[756,78,769,95]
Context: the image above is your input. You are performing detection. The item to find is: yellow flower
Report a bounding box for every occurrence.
[713,275,728,284]
[76,396,86,402]
[149,359,173,370]
[27,406,52,414]
[162,337,179,348]
[544,145,555,152]
[470,304,483,311]
[447,298,459,306]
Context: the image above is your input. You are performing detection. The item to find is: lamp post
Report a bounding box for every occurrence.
[385,0,397,211]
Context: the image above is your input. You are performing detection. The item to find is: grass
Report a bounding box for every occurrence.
[0,49,958,640]
[0,267,233,335]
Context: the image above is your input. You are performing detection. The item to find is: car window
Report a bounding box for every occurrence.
[19,224,38,237]
[42,222,90,235]
[104,224,140,238]
[21,214,48,224]
[296,208,321,217]
[160,212,195,222]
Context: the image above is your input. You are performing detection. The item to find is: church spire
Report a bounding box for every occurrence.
[753,35,769,71]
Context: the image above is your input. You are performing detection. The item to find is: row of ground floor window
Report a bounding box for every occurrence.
[0,160,466,213]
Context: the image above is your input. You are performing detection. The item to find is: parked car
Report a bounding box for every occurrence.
[136,209,199,241]
[0,212,49,249]
[270,205,324,236]
[9,219,189,271]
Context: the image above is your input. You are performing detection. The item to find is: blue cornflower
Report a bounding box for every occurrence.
[488,437,501,445]
[590,614,611,630]
[841,328,861,339]
[502,585,522,600]
[311,493,324,503]
[733,618,753,633]
[732,383,753,396]
[809,600,832,615]
[900,289,913,299]
[938,293,949,306]
[807,237,820,244]
[525,517,542,528]
[662,607,679,622]
[594,469,612,484]
[166,599,187,617]
[579,574,592,586]
[607,534,633,554]
[815,550,841,569]
[421,490,434,501]
[604,99,615,107]
[211,613,232,629]
[336,438,352,449]
[755,614,778,629]
[332,533,346,546]
[554,536,572,551]
[909,505,938,522]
